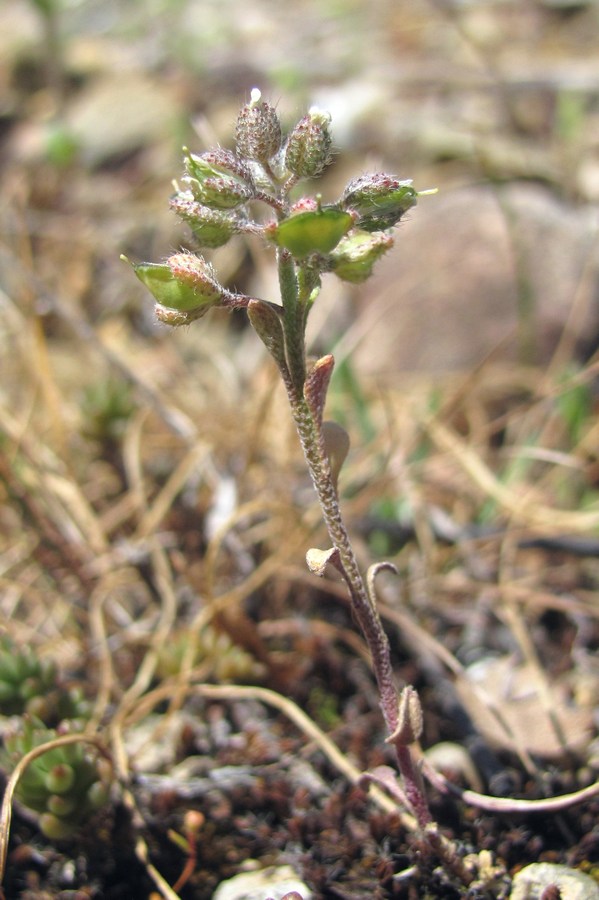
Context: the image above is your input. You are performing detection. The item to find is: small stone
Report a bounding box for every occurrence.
[510,862,599,899]
[213,864,312,900]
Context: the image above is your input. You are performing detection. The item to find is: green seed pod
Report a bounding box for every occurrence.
[271,207,352,259]
[329,230,394,283]
[285,108,333,178]
[183,149,254,209]
[235,88,282,163]
[341,174,417,232]
[124,253,224,316]
[170,193,238,248]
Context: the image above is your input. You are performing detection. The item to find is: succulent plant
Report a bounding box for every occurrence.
[0,635,88,725]
[80,376,135,443]
[156,626,264,684]
[0,717,110,840]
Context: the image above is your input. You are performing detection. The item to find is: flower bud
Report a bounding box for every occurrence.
[285,107,333,178]
[183,148,254,209]
[123,252,224,319]
[329,230,394,283]
[269,206,352,258]
[235,88,282,163]
[183,809,205,836]
[170,193,237,248]
[341,174,417,232]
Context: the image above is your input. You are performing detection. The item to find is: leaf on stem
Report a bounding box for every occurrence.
[322,421,350,490]
[366,561,398,609]
[304,354,334,425]
[247,300,287,372]
[306,547,342,577]
[387,686,424,747]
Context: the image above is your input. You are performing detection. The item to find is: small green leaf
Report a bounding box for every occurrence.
[44,763,75,794]
[39,812,77,840]
[247,300,287,371]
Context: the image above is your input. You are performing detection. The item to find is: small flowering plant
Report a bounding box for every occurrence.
[123,88,422,330]
[123,90,435,833]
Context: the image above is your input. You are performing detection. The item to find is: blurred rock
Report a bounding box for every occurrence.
[510,862,599,899]
[350,183,599,374]
[213,865,312,900]
[457,655,593,759]
[65,73,182,167]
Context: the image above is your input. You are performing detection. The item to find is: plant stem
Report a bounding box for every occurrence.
[278,257,432,829]
[288,390,431,828]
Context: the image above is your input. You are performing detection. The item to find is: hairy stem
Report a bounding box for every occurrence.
[288,391,432,827]
[278,257,431,828]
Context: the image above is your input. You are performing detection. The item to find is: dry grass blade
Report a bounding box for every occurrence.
[424,417,599,533]
[0,400,108,555]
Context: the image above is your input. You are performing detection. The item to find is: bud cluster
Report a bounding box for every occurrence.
[125,88,427,325]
